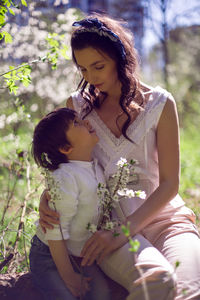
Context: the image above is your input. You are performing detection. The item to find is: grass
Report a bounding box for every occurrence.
[180,126,200,227]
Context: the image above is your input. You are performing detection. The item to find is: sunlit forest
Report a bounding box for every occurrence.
[0,0,199,292]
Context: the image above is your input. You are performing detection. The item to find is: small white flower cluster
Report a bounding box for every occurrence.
[87,157,146,234]
[118,188,146,199]
[41,153,61,208]
[86,223,97,233]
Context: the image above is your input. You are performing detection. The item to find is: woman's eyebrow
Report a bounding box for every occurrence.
[78,60,105,68]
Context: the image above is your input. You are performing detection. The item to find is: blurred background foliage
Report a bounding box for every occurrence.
[0,0,199,273]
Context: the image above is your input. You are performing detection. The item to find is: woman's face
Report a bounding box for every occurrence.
[74,47,121,95]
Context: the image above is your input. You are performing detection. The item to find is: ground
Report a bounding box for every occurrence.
[0,272,128,300]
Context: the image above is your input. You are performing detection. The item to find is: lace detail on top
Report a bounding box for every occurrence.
[71,86,170,177]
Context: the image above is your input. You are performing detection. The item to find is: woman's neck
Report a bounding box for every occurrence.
[106,81,122,103]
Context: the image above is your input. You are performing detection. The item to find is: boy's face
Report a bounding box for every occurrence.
[66,117,99,152]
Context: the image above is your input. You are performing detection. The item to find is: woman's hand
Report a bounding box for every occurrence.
[66,272,91,298]
[39,190,60,233]
[81,230,127,266]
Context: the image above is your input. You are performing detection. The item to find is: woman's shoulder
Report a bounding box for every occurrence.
[140,82,173,99]
[139,83,175,112]
[66,90,85,115]
[134,83,177,132]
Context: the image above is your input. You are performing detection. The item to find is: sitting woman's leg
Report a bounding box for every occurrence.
[155,232,200,300]
[99,234,177,300]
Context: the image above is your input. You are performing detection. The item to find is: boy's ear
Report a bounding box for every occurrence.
[59,145,73,155]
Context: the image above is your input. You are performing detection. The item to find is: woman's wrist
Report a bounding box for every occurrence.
[122,215,137,238]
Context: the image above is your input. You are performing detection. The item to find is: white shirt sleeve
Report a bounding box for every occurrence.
[45,169,79,241]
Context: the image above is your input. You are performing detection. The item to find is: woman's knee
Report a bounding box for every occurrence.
[127,265,177,300]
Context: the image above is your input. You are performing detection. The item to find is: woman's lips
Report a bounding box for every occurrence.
[95,83,103,89]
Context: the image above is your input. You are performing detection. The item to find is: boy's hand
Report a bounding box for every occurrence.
[66,273,91,298]
[39,189,60,233]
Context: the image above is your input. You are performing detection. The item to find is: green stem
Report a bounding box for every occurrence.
[0,56,47,78]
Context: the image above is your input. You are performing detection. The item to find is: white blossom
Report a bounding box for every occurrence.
[118,188,135,198]
[135,190,146,199]
[116,157,127,167]
[87,223,97,233]
[113,194,119,202]
[104,221,115,230]
[43,152,52,165]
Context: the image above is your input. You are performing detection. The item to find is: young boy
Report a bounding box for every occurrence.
[30,108,110,300]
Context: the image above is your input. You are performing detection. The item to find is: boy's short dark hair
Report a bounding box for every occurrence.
[32,108,76,171]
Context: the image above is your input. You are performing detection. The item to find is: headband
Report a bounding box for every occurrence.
[72,18,126,60]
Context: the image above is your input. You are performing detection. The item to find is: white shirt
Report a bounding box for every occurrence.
[37,160,105,256]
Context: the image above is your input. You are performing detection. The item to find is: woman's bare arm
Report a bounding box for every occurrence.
[66,96,74,109]
[39,190,60,232]
[127,95,180,235]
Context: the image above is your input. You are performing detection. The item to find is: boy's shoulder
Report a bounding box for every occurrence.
[52,163,77,181]
[53,161,94,177]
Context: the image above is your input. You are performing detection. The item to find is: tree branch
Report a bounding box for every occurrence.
[0,56,47,78]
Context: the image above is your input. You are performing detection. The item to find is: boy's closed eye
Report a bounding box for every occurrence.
[73,119,80,126]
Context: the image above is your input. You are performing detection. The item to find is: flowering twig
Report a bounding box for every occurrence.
[41,152,84,299]
[87,158,146,234]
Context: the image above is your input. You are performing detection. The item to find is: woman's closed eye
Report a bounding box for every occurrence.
[95,65,104,70]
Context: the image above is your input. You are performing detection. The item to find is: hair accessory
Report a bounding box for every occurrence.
[72,18,126,60]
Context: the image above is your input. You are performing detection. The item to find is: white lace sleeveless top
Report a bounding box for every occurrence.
[71,86,185,216]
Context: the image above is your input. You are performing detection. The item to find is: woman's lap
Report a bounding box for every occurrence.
[144,208,200,299]
[155,232,200,300]
[100,234,176,300]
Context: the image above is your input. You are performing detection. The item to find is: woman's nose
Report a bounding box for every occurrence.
[85,72,96,85]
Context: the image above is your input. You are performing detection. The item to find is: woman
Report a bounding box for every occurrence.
[39,14,200,299]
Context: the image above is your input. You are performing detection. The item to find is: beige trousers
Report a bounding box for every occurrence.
[100,234,176,300]
[100,207,200,300]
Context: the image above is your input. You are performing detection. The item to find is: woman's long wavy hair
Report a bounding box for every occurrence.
[32,108,76,171]
[71,13,144,142]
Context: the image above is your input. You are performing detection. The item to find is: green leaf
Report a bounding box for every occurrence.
[60,47,69,60]
[22,66,31,75]
[9,85,19,95]
[9,65,15,70]
[0,14,6,24]
[22,77,31,87]
[5,1,11,8]
[175,260,180,269]
[128,239,140,252]
[0,32,4,40]
[51,64,57,70]
[8,8,15,15]
[113,232,120,237]
[21,0,27,6]
[5,32,12,43]
[3,73,12,78]
[121,224,130,237]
